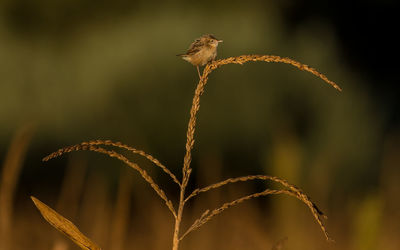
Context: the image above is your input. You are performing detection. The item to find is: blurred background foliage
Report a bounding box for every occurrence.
[0,0,398,249]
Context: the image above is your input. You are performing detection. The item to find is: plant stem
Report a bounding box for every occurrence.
[172,184,186,250]
[171,55,339,249]
[173,67,208,250]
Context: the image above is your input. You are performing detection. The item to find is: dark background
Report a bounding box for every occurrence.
[1,0,398,249]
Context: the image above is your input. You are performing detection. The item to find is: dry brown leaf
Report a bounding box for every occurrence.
[31,196,101,250]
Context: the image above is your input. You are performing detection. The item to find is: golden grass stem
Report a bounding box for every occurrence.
[184,175,310,204]
[182,54,341,200]
[173,73,209,250]
[31,196,101,250]
[181,189,291,240]
[43,144,176,218]
[180,189,332,242]
[172,183,187,250]
[176,55,338,248]
[183,174,329,234]
[209,55,342,91]
[43,140,180,186]
[182,55,341,186]
[39,54,338,250]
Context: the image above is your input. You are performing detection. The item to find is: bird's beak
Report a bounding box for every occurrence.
[218,40,223,43]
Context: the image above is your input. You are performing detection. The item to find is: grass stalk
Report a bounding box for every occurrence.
[37,54,340,249]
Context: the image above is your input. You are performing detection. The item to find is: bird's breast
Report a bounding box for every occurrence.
[185,48,217,66]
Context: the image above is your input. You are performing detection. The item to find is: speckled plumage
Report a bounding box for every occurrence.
[178,34,223,78]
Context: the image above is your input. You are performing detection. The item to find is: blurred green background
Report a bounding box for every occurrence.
[0,0,398,249]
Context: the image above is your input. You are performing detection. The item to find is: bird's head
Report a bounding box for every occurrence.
[202,34,223,47]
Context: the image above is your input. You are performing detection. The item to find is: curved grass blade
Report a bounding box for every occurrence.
[43,145,176,218]
[31,196,101,250]
[43,140,180,186]
[180,188,332,242]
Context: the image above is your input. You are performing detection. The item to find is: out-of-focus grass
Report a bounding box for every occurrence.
[1,1,398,249]
[5,138,400,249]
[0,124,34,250]
[351,194,382,250]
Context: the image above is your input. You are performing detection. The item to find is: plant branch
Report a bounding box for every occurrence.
[208,55,342,91]
[180,188,332,241]
[177,54,338,248]
[43,140,180,187]
[43,144,176,218]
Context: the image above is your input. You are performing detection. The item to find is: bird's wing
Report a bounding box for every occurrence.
[185,39,203,55]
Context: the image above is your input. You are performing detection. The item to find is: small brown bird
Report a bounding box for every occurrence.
[177,34,223,78]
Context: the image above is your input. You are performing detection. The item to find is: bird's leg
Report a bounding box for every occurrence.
[196,66,202,79]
